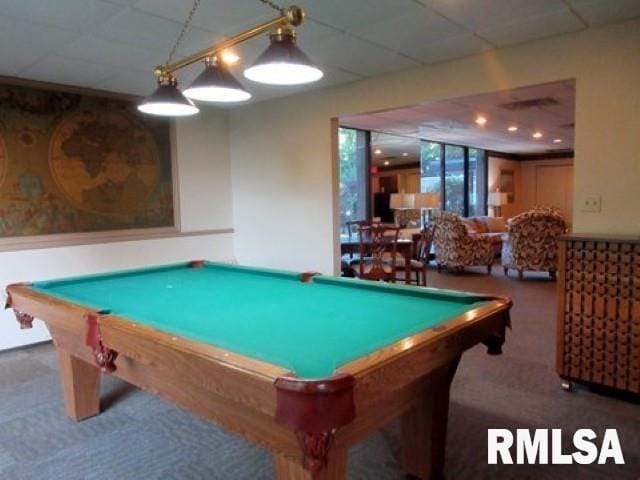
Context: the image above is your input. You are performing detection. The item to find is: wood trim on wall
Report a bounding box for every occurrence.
[487,149,574,161]
[0,228,234,253]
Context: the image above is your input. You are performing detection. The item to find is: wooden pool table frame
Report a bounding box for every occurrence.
[6,265,511,480]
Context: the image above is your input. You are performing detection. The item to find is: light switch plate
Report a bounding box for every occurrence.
[581,195,602,213]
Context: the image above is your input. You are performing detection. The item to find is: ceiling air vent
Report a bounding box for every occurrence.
[560,122,575,129]
[499,97,559,110]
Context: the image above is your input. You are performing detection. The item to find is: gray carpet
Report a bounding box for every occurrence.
[1,267,638,479]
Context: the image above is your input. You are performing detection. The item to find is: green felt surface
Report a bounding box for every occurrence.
[33,262,489,378]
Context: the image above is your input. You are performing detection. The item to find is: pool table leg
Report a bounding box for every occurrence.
[274,448,348,479]
[400,355,461,480]
[57,350,101,421]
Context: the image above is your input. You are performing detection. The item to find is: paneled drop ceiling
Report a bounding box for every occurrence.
[343,80,576,162]
[0,0,638,103]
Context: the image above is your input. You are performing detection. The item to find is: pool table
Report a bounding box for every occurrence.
[6,261,511,480]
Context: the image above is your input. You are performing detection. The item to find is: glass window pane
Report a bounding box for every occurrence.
[468,148,478,216]
[420,141,441,197]
[468,148,487,216]
[444,145,465,216]
[339,128,367,232]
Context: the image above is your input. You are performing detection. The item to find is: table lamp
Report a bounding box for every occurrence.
[488,192,509,217]
[389,193,415,227]
[414,193,440,229]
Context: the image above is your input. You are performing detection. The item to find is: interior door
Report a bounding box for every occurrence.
[535,164,573,223]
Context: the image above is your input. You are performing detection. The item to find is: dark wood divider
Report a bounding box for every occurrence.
[557,234,640,394]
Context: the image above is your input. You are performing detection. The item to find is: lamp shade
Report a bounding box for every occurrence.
[183,60,251,102]
[244,28,323,85]
[414,193,440,209]
[390,193,415,209]
[138,78,199,116]
[488,192,509,206]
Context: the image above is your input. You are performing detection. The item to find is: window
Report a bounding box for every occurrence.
[467,148,487,216]
[419,141,487,217]
[339,128,368,232]
[420,142,442,195]
[444,145,465,215]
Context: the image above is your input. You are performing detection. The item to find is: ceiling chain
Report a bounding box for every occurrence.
[164,0,286,68]
[166,0,202,66]
[258,0,285,14]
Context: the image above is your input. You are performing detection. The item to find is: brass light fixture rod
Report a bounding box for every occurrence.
[154,5,305,78]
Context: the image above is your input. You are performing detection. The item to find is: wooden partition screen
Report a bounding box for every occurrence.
[557,234,640,394]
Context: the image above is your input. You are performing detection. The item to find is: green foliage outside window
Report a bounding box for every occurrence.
[339,128,359,232]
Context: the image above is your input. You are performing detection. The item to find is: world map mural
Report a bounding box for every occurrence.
[0,83,174,237]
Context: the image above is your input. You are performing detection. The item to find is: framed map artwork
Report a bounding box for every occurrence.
[0,81,175,242]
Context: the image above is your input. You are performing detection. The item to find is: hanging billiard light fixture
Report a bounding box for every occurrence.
[137,75,199,116]
[244,27,323,85]
[183,57,252,103]
[138,1,322,117]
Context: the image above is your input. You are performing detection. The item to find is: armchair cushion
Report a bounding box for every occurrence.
[502,208,568,275]
[433,211,495,272]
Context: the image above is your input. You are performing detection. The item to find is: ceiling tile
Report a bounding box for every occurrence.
[479,8,585,46]
[95,69,151,96]
[0,17,81,75]
[303,33,420,77]
[0,0,124,33]
[566,0,640,25]
[296,19,342,48]
[95,8,184,51]
[407,33,491,64]
[421,0,568,32]
[0,0,634,105]
[132,0,274,37]
[173,26,221,58]
[297,0,416,32]
[350,4,467,59]
[59,36,161,72]
[20,55,118,88]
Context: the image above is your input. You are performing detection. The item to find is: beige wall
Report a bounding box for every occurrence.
[230,19,640,274]
[520,158,574,221]
[174,107,233,231]
[488,156,574,221]
[1,106,234,350]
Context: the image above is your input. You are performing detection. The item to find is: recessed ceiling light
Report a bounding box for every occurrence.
[475,115,487,126]
[383,160,390,166]
[507,125,518,132]
[532,131,543,139]
[220,50,240,65]
[402,152,408,157]
[553,138,563,143]
[374,149,382,155]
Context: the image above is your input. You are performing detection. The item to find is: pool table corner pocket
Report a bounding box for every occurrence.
[274,372,356,473]
[5,282,35,329]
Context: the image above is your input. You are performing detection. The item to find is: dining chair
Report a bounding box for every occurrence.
[398,224,435,286]
[353,224,402,283]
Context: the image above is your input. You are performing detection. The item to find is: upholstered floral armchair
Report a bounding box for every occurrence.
[432,211,495,273]
[501,208,568,279]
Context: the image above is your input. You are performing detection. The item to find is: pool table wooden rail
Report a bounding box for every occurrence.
[6,279,511,480]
